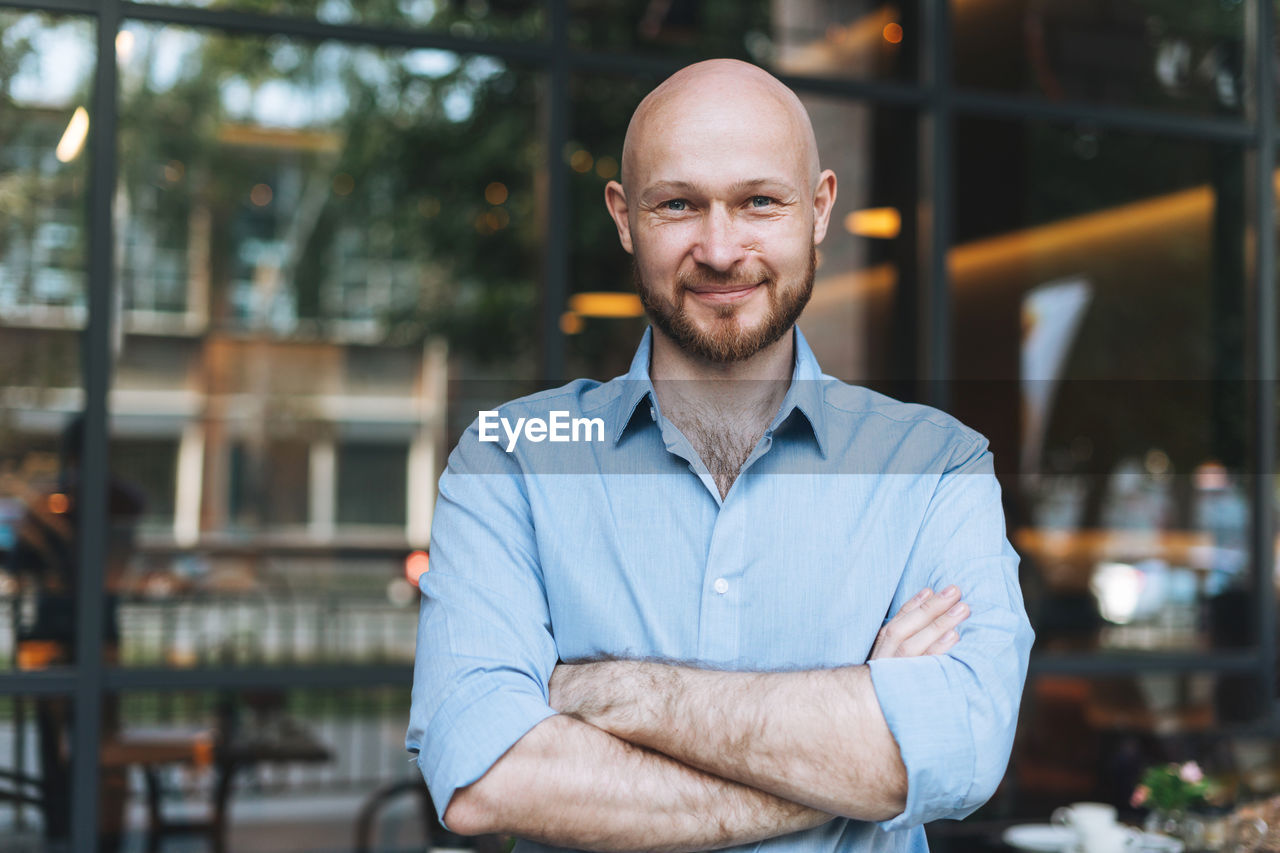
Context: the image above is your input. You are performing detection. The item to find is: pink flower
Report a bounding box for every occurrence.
[1130,784,1150,808]
[1178,762,1204,784]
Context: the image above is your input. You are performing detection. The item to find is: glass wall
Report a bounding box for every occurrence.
[0,11,94,677]
[951,117,1255,655]
[0,0,1278,850]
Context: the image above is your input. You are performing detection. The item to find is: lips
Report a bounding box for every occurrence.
[686,282,762,304]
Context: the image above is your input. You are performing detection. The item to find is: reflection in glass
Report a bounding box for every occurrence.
[0,12,95,675]
[108,24,544,665]
[952,0,1244,116]
[565,72,918,386]
[0,13,93,322]
[950,117,1252,654]
[568,0,917,82]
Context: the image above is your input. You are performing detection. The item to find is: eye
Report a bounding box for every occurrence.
[660,199,688,211]
[748,196,777,208]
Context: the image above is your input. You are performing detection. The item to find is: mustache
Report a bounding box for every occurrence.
[675,269,774,291]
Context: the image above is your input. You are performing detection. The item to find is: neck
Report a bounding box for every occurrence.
[649,326,796,424]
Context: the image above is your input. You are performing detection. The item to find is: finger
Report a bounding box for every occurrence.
[885,585,961,643]
[897,588,933,615]
[931,600,970,634]
[873,591,935,658]
[897,598,968,657]
[924,629,960,656]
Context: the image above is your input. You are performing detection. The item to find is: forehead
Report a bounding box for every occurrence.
[632,104,808,193]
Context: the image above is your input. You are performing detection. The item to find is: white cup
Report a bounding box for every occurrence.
[1052,802,1130,853]
[1052,802,1118,833]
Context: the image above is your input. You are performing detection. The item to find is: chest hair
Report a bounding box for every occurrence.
[667,408,769,500]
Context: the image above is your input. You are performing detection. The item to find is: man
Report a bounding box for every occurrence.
[407,59,1034,851]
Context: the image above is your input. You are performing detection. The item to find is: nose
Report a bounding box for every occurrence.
[690,205,747,273]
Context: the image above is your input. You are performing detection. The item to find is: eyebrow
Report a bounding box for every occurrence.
[640,178,797,202]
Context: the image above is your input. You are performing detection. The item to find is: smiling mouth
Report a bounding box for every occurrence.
[686,282,762,304]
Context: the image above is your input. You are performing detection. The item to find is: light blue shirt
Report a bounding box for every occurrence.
[407,327,1034,852]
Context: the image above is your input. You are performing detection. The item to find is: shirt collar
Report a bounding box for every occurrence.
[610,326,828,457]
[776,326,829,458]
[611,328,659,444]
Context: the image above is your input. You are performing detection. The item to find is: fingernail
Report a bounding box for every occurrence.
[942,585,960,598]
[949,602,967,616]
[915,589,932,602]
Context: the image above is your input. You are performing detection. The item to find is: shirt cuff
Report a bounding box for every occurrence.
[867,655,976,831]
[417,680,558,833]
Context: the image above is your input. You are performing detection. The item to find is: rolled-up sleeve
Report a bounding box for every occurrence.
[405,420,559,829]
[868,434,1035,831]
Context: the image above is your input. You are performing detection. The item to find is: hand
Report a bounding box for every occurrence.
[869,585,968,660]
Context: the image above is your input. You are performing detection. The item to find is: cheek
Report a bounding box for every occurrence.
[635,233,690,272]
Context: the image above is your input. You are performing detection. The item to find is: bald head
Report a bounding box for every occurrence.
[620,59,821,200]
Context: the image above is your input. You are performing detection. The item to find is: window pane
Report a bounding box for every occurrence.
[568,0,918,82]
[113,24,544,666]
[0,13,92,322]
[0,12,95,676]
[952,0,1244,116]
[566,71,918,387]
[950,117,1253,654]
[139,0,547,38]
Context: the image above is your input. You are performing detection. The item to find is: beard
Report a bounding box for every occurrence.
[632,242,816,364]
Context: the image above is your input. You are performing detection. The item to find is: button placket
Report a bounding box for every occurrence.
[696,490,747,663]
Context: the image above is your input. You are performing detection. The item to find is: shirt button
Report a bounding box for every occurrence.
[714,578,729,595]
[649,406,656,421]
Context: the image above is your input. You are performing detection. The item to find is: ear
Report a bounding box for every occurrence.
[811,169,838,246]
[604,180,634,254]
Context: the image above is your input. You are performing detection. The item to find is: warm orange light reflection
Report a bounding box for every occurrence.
[949,185,1213,283]
[776,8,896,75]
[845,207,901,239]
[596,156,619,179]
[882,23,903,44]
[405,550,430,585]
[47,493,69,514]
[560,310,584,334]
[569,292,644,318]
[17,640,62,670]
[250,183,273,206]
[485,181,509,205]
[193,733,214,768]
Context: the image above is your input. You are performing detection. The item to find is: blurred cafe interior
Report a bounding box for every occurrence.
[3,0,1280,850]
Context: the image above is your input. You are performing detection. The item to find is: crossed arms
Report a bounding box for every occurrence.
[443,589,971,850]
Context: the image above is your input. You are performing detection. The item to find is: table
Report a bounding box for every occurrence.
[106,717,331,853]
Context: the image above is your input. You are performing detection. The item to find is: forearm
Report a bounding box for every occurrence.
[563,662,906,821]
[446,713,833,852]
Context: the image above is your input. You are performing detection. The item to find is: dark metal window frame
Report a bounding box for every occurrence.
[0,0,1276,847]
